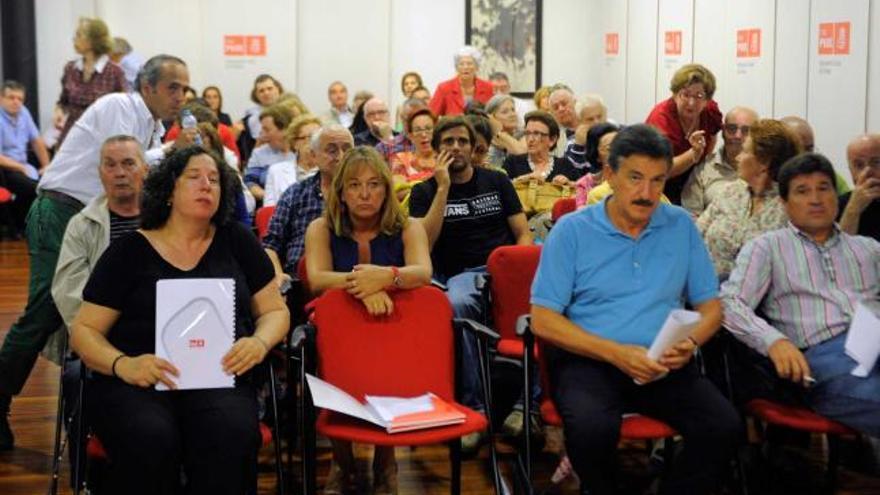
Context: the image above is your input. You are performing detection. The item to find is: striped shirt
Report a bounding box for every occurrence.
[721,223,880,356]
[108,211,140,243]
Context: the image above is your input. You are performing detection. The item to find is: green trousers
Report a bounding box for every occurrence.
[0,195,81,396]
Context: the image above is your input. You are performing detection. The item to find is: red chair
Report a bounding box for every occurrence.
[551,197,577,222]
[255,205,276,240]
[296,287,502,494]
[745,398,856,490]
[519,317,679,489]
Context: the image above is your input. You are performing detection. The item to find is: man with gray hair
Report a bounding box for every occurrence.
[354,97,396,148]
[682,106,759,216]
[0,54,194,450]
[321,81,354,128]
[548,85,587,168]
[838,133,880,240]
[263,124,354,284]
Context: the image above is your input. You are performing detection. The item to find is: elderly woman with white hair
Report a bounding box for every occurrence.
[485,94,527,168]
[429,46,494,116]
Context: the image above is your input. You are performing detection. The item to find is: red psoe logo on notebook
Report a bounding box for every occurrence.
[189,339,205,348]
[665,31,682,56]
[736,29,761,58]
[605,33,619,56]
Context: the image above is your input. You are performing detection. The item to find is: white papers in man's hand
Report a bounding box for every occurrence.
[845,303,880,377]
[647,309,701,360]
[155,278,235,390]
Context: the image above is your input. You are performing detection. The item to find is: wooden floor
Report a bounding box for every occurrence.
[0,237,879,494]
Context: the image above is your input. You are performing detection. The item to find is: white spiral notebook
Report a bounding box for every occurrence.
[154,278,236,391]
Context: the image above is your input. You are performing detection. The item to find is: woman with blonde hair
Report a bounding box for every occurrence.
[304,146,431,494]
[57,17,128,145]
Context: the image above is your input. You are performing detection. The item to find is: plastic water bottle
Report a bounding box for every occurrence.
[181,109,202,146]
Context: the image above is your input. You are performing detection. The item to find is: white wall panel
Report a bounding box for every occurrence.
[542,0,594,95]
[774,0,810,118]
[389,1,463,117]
[35,0,95,130]
[725,0,776,117]
[808,0,869,183]
[593,0,628,122]
[867,0,880,131]
[655,0,693,102]
[625,0,658,123]
[692,0,727,109]
[297,0,391,114]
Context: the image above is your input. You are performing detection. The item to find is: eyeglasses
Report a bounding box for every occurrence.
[723,124,750,135]
[410,126,434,135]
[524,130,551,139]
[293,134,311,142]
[678,90,707,102]
[365,110,389,118]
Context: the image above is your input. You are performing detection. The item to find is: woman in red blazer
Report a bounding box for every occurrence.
[429,46,494,116]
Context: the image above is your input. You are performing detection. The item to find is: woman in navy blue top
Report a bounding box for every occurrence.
[303,146,431,494]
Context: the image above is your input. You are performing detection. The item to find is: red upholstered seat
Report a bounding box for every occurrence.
[255,205,275,240]
[539,397,676,439]
[486,245,542,359]
[317,404,487,446]
[551,197,577,222]
[746,399,855,435]
[0,187,11,204]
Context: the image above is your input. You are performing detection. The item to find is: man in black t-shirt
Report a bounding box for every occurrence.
[838,134,880,241]
[409,116,530,452]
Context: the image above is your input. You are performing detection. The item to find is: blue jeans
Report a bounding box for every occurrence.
[443,268,487,412]
[806,332,880,437]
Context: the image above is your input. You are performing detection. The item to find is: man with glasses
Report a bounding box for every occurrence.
[263,125,354,286]
[376,99,423,162]
[682,106,758,216]
[839,134,880,240]
[354,97,397,148]
[409,116,531,453]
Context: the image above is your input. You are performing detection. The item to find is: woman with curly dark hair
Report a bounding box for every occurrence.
[70,146,289,494]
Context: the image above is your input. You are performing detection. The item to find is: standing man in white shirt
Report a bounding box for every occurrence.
[0,54,194,450]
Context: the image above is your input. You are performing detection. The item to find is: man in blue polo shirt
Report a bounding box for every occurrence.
[530,124,741,495]
[0,80,50,236]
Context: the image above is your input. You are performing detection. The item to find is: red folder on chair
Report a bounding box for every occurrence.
[306,374,465,434]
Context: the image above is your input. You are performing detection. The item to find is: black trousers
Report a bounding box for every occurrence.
[91,379,260,495]
[0,168,36,232]
[548,347,743,495]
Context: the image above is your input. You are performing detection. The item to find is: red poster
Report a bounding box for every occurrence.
[223,35,247,56]
[834,22,850,55]
[224,35,267,56]
[664,31,682,56]
[818,22,836,55]
[737,28,761,58]
[605,33,619,56]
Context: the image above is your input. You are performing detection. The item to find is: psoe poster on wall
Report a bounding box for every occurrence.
[808,0,869,184]
[223,35,267,70]
[655,0,693,101]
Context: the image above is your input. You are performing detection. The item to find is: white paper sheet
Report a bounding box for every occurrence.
[155,278,236,390]
[365,393,435,423]
[845,302,880,377]
[305,374,384,427]
[646,309,702,360]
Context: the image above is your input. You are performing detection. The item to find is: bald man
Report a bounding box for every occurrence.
[683,106,758,215]
[838,134,880,240]
[781,115,852,196]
